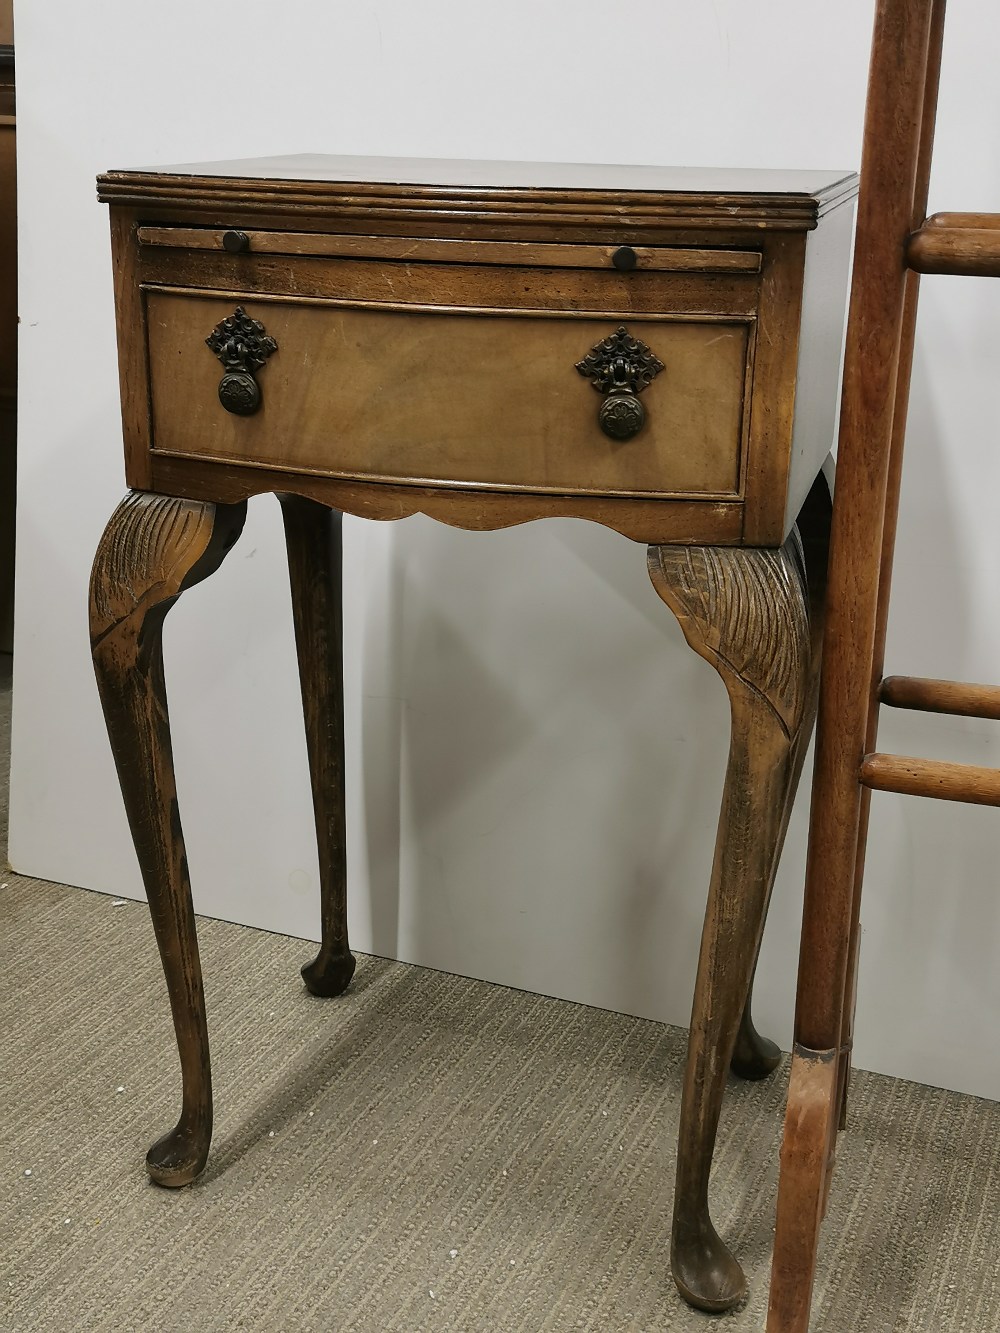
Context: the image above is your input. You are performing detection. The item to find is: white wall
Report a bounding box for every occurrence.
[10,2,1000,1100]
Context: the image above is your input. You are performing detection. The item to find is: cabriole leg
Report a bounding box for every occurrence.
[648,524,818,1312]
[90,490,246,1186]
[278,495,356,997]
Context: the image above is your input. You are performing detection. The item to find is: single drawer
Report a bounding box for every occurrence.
[145,283,754,501]
[106,165,857,545]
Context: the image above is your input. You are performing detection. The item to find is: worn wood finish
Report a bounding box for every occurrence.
[137,227,765,273]
[151,452,746,547]
[791,0,938,1069]
[838,262,927,1138]
[769,1048,840,1333]
[95,157,858,1315]
[277,495,356,997]
[860,753,1000,805]
[834,0,945,1139]
[768,2,947,1329]
[648,485,824,1312]
[89,491,247,1186]
[97,157,858,241]
[736,469,832,1083]
[880,674,1000,719]
[148,293,750,500]
[110,209,153,489]
[101,160,855,547]
[740,233,806,545]
[924,210,1000,230]
[842,0,949,1147]
[139,249,762,315]
[907,215,1000,277]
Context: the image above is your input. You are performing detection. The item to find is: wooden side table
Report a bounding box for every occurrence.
[90,156,856,1313]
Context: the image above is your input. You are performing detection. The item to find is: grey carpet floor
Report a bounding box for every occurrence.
[2,653,999,1332]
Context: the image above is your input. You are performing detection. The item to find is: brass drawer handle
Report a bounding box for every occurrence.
[575,325,664,441]
[205,307,278,415]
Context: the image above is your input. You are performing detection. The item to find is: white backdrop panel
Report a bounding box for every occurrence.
[10,1,1000,1098]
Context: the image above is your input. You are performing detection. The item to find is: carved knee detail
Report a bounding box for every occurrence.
[90,492,247,650]
[648,532,812,740]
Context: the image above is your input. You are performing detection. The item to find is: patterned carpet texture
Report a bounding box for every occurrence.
[2,656,999,1331]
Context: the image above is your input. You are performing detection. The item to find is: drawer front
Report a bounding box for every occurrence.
[146,291,752,499]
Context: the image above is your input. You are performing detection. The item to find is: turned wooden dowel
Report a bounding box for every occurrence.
[907,216,1000,277]
[923,210,1000,230]
[880,675,1000,720]
[768,3,947,1326]
[860,753,1000,806]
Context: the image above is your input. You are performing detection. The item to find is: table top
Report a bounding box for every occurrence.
[98,155,857,227]
[115,153,852,197]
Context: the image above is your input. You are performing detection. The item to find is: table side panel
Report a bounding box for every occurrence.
[111,210,153,489]
[740,233,808,544]
[783,199,856,534]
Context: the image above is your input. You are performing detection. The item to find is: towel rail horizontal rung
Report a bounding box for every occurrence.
[860,752,1000,806]
[907,213,1000,276]
[880,675,1000,720]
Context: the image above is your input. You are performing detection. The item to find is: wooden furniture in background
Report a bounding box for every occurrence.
[0,5,15,652]
[91,157,856,1314]
[766,2,1000,1329]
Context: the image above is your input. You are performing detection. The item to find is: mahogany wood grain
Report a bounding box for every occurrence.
[278,495,356,996]
[89,491,247,1186]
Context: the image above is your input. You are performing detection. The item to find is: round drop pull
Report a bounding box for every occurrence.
[599,357,646,440]
[575,325,665,442]
[205,306,278,416]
